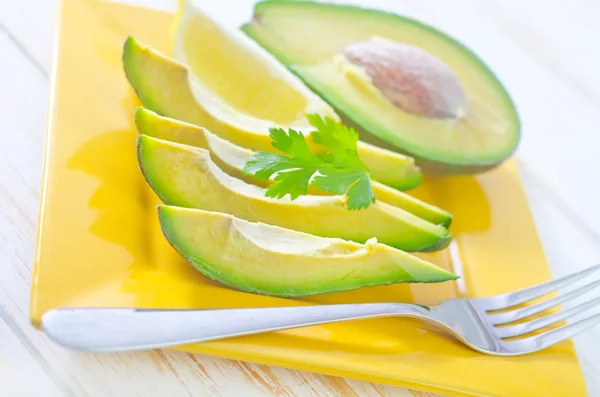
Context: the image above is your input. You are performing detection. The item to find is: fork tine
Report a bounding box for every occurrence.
[494,295,600,338]
[488,278,600,325]
[478,264,600,311]
[504,311,600,353]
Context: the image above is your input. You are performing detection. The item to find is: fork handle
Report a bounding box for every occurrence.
[41,304,429,352]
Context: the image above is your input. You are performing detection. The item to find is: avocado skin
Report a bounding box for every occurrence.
[343,116,512,175]
[242,1,521,174]
[418,232,453,253]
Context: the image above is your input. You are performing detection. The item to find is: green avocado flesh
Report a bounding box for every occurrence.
[159,206,457,296]
[242,1,520,171]
[123,36,422,190]
[135,107,266,187]
[136,108,453,227]
[138,135,452,252]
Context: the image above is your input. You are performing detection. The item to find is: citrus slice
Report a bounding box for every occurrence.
[172,0,336,130]
[161,0,422,190]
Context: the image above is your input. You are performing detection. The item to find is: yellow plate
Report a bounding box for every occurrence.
[32,1,586,396]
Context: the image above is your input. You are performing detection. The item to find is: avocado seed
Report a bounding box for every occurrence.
[343,37,465,119]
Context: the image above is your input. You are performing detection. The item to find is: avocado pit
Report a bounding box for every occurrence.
[343,37,465,119]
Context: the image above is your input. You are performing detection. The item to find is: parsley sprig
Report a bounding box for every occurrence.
[242,115,375,210]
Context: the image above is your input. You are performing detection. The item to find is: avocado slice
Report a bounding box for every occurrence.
[135,107,269,187]
[123,36,423,190]
[159,206,458,296]
[138,135,452,252]
[136,107,453,227]
[242,1,520,172]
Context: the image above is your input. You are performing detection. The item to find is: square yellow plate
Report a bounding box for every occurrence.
[32,1,586,396]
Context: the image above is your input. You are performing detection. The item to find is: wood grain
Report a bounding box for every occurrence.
[0,314,66,397]
[0,0,598,396]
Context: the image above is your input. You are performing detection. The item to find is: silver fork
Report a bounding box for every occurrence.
[41,264,600,355]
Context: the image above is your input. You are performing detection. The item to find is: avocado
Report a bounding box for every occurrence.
[242,1,520,172]
[123,36,423,190]
[135,107,269,187]
[138,135,452,252]
[136,108,453,227]
[158,206,458,296]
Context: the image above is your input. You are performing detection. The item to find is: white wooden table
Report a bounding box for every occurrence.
[1,0,599,395]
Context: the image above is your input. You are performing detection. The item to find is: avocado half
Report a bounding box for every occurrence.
[242,1,520,173]
[138,135,452,252]
[159,206,457,296]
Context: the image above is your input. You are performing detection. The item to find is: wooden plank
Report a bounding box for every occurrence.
[0,314,66,397]
[478,0,600,243]
[0,0,56,73]
[0,0,179,74]
[519,163,600,397]
[482,0,600,109]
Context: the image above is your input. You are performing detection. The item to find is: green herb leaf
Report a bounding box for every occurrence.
[266,168,317,200]
[307,114,359,152]
[243,152,315,181]
[310,167,365,195]
[268,127,316,161]
[345,173,376,210]
[243,115,375,210]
